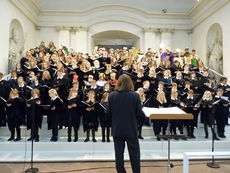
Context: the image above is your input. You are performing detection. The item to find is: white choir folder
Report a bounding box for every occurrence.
[142,107,193,120]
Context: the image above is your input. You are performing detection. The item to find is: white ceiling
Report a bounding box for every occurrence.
[36,0,199,13]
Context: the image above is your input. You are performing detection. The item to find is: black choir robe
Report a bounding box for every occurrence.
[26,98,43,130]
[47,97,63,130]
[81,100,99,132]
[6,97,26,129]
[66,97,81,129]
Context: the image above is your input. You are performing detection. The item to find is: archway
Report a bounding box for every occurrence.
[87,21,143,52]
[8,19,24,72]
[206,23,223,76]
[91,30,140,51]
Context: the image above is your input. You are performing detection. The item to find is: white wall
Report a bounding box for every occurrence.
[192,2,230,79]
[35,28,59,49]
[0,0,35,75]
[172,30,192,51]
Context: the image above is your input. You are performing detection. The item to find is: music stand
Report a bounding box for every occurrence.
[25,99,39,173]
[207,124,220,168]
[147,108,193,173]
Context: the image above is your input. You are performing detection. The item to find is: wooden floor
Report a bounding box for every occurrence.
[0,160,230,173]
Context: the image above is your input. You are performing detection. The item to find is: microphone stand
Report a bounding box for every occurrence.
[25,96,39,173]
[207,124,220,168]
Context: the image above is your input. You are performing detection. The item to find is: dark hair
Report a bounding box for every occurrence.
[115,74,134,92]
[220,77,227,82]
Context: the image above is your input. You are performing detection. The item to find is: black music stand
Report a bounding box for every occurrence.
[149,112,193,173]
[207,124,220,168]
[25,99,39,173]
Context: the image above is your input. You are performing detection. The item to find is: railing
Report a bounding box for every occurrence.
[205,66,224,78]
[2,73,11,81]
[205,66,224,88]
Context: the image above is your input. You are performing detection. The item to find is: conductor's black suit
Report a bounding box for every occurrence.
[108,91,143,173]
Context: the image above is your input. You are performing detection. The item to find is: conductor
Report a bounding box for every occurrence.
[108,74,144,173]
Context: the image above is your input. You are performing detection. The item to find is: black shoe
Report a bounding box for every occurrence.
[157,137,161,141]
[14,137,21,141]
[214,136,220,140]
[191,135,196,139]
[68,138,71,142]
[51,137,58,142]
[218,134,224,138]
[35,138,39,142]
[93,138,97,142]
[8,137,14,141]
[138,136,144,140]
[84,138,89,142]
[107,138,110,142]
[74,137,78,142]
[27,137,32,141]
[53,138,58,142]
[218,133,226,138]
[102,138,105,142]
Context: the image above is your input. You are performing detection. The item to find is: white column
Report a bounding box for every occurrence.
[76,27,88,53]
[160,29,174,50]
[56,26,71,49]
[187,30,193,50]
[143,28,156,52]
[155,31,162,51]
[70,27,77,49]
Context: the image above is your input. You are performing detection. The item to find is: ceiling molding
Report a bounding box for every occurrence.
[188,0,207,15]
[28,0,41,14]
[8,0,230,33]
[39,4,188,17]
[36,14,191,31]
[190,0,230,29]
[9,0,38,24]
[39,4,189,20]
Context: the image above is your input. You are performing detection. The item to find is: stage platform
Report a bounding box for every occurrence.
[0,117,230,162]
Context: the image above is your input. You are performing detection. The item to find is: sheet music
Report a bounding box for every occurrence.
[142,107,186,117]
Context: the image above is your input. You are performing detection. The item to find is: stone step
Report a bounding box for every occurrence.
[0,139,229,162]
[0,118,229,162]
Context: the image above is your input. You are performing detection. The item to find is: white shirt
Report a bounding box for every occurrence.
[51,96,58,101]
[187,97,194,99]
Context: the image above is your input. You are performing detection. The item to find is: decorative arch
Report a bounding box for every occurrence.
[91,30,140,50]
[206,23,223,76]
[8,19,24,72]
[88,21,143,51]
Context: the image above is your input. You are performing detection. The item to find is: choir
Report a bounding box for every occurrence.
[0,41,229,142]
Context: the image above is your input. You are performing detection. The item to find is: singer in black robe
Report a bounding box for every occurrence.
[26,98,43,142]
[47,97,63,141]
[66,97,81,142]
[6,97,26,141]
